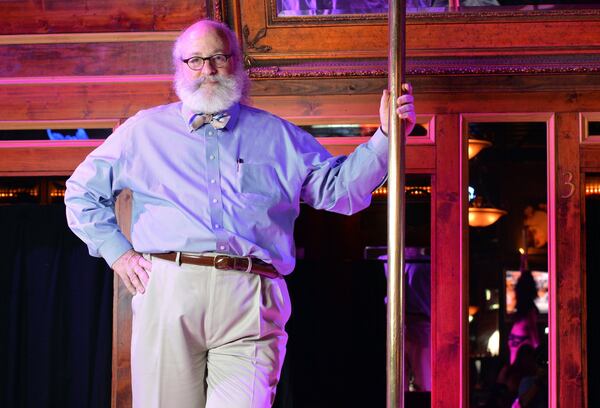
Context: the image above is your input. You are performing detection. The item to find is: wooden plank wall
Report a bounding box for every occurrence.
[1,0,207,34]
[0,0,219,124]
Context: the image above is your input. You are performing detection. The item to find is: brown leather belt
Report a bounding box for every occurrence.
[150,252,281,279]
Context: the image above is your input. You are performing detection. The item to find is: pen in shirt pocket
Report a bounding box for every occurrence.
[237,158,244,173]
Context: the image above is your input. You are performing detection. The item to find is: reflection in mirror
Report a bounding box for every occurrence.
[367,175,432,396]
[291,175,431,405]
[467,122,548,408]
[588,120,600,137]
[0,128,111,141]
[299,122,428,137]
[275,0,501,15]
[586,175,600,406]
[276,0,600,15]
[464,0,599,6]
[0,177,67,205]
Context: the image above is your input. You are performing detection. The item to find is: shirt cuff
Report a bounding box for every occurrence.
[367,128,389,157]
[98,233,133,268]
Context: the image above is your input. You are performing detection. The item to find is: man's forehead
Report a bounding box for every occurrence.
[181,24,230,52]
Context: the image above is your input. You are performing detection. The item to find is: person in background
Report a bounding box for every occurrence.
[508,269,540,364]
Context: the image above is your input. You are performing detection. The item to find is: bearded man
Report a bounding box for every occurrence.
[65,19,415,408]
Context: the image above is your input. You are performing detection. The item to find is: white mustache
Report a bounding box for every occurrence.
[193,75,223,87]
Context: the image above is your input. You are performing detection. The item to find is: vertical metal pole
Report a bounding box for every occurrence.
[386,0,407,407]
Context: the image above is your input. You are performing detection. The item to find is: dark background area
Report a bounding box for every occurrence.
[0,182,430,408]
[0,204,113,408]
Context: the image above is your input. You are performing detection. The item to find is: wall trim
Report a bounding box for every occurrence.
[0,31,179,45]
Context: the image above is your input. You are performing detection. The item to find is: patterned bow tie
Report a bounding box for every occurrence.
[189,112,231,131]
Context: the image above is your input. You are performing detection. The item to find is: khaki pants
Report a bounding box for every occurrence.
[131,256,291,408]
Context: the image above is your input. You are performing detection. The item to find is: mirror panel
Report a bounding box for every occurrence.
[467,121,548,407]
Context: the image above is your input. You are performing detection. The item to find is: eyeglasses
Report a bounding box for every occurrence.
[181,54,231,71]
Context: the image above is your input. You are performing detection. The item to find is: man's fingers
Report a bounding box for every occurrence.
[397,94,414,105]
[380,90,390,112]
[397,107,415,122]
[402,83,413,94]
[111,250,150,295]
[396,104,414,114]
[118,271,137,295]
[127,268,146,294]
[135,264,151,287]
[138,256,152,271]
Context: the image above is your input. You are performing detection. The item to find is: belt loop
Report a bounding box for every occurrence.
[175,251,182,266]
[244,256,253,273]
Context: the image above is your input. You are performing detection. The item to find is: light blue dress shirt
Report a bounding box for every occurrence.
[65,102,388,275]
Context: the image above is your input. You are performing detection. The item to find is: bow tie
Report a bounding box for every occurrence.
[189,112,231,131]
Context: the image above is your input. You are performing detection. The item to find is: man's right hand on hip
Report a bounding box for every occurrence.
[112,249,152,295]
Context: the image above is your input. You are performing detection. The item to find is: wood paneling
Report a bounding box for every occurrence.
[113,190,133,408]
[0,81,177,120]
[252,90,600,121]
[581,145,600,171]
[431,114,466,408]
[0,0,208,34]
[5,79,600,123]
[0,42,174,77]
[555,112,585,408]
[0,141,101,176]
[112,277,133,408]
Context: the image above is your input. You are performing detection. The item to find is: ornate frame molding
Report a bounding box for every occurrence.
[266,2,600,25]
[210,0,227,22]
[242,25,272,67]
[248,54,600,79]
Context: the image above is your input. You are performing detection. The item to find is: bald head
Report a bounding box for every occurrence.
[172,19,249,113]
[173,20,242,73]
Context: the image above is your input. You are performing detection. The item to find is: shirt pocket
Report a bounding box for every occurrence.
[238,163,280,205]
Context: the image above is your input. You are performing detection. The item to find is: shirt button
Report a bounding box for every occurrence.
[214,224,220,229]
[212,198,218,203]
[208,131,214,136]
[210,179,216,184]
[219,245,226,250]
[209,154,215,160]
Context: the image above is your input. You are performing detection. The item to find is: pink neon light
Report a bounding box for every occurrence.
[0,75,173,85]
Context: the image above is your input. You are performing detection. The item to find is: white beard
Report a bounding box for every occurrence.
[174,69,246,114]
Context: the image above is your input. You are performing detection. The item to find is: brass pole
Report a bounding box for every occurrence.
[386,0,407,407]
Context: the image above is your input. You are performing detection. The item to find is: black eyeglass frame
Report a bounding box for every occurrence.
[181,54,232,71]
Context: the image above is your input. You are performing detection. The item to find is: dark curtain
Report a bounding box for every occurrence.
[0,204,113,408]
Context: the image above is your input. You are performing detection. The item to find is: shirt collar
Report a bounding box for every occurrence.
[180,102,240,132]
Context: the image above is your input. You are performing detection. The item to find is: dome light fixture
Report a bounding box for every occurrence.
[468,138,492,159]
[469,196,507,227]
